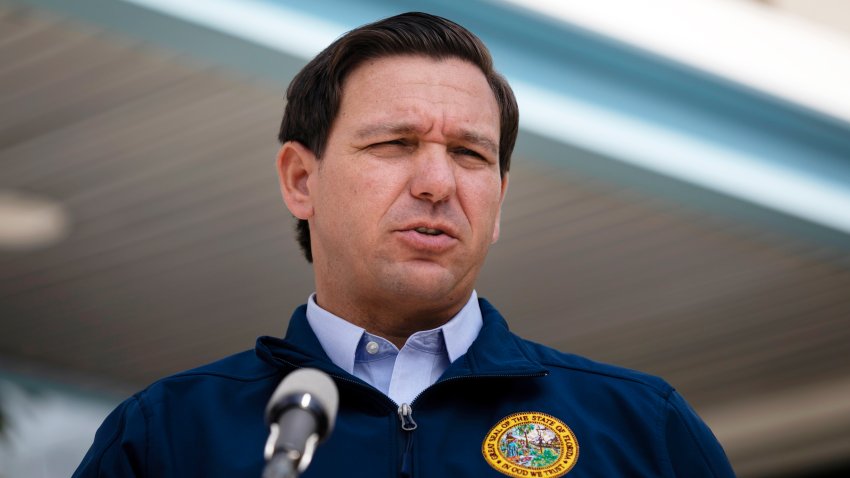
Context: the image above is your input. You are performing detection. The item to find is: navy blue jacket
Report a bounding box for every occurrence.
[74,299,735,477]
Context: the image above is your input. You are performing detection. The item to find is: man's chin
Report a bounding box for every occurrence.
[377,262,465,302]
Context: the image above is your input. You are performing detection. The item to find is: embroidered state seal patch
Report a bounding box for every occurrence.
[482,411,579,477]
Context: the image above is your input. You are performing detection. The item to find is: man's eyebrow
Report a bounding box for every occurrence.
[354,123,420,139]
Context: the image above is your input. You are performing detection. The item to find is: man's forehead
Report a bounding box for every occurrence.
[342,55,496,108]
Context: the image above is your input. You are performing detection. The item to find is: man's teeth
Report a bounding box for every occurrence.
[415,227,443,236]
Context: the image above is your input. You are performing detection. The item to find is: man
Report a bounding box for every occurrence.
[74,12,735,478]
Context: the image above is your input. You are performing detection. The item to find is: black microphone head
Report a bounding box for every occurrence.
[265,368,339,439]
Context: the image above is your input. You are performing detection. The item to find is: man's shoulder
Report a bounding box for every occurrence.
[170,348,278,381]
[138,348,280,402]
[518,336,674,399]
[478,299,674,400]
[74,348,281,476]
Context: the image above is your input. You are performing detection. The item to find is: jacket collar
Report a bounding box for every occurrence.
[442,298,548,379]
[255,298,548,380]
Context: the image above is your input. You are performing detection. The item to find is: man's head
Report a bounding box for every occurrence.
[276,12,518,327]
[278,12,518,262]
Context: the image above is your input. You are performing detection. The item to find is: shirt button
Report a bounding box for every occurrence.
[366,341,379,355]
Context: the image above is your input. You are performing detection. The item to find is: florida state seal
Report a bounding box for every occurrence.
[482,412,579,477]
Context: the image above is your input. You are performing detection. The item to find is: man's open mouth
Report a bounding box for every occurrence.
[414,227,444,236]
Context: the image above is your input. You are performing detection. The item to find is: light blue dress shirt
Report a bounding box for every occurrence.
[305,291,483,405]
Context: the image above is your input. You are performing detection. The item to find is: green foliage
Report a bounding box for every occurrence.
[530,447,559,468]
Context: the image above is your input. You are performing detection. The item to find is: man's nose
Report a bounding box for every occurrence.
[410,145,456,203]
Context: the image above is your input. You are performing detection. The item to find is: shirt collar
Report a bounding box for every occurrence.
[441,290,483,362]
[305,295,363,375]
[305,291,483,374]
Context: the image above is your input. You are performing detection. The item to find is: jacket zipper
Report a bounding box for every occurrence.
[307,370,416,477]
[398,402,417,477]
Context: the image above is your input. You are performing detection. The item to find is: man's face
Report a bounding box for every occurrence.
[303,55,506,309]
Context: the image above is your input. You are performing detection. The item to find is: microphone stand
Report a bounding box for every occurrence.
[262,421,320,478]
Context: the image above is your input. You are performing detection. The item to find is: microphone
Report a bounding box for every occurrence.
[263,368,339,478]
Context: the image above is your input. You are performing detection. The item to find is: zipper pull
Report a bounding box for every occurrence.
[398,402,417,431]
[398,403,417,477]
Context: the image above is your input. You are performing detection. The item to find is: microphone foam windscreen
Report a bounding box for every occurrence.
[266,368,339,434]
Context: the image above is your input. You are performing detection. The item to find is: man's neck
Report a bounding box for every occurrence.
[312,290,471,349]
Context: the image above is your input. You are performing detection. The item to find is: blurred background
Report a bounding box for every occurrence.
[1,0,849,476]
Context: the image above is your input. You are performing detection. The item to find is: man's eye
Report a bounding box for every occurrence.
[367,139,412,156]
[454,148,486,160]
[372,139,408,148]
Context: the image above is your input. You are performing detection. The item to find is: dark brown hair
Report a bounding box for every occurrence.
[279,12,518,262]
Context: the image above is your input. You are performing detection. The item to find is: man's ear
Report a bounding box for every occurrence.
[491,173,509,244]
[276,141,317,220]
